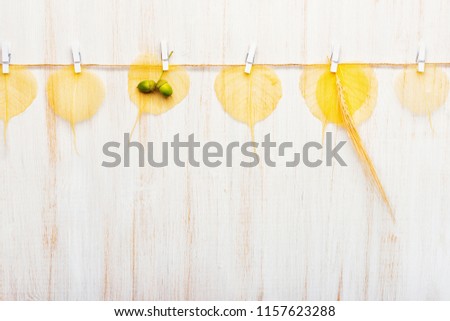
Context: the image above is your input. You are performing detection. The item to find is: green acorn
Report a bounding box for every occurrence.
[156,79,173,97]
[159,83,173,97]
[137,80,156,93]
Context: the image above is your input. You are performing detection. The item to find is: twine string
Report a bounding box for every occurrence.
[11,62,450,68]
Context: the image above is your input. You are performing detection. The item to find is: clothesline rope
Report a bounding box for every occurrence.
[10,62,450,68]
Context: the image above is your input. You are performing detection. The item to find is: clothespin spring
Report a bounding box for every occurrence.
[245,43,256,74]
[2,43,11,74]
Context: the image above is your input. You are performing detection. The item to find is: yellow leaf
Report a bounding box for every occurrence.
[395,65,449,115]
[0,66,37,138]
[300,64,377,125]
[128,54,190,115]
[300,65,393,220]
[214,65,282,139]
[47,67,105,126]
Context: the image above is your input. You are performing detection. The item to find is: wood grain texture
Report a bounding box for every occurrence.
[0,0,450,300]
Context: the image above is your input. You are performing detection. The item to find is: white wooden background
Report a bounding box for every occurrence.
[1,0,450,300]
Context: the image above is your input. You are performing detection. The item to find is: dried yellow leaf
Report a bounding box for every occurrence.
[128,54,190,115]
[395,65,449,115]
[300,65,377,126]
[46,67,105,126]
[214,66,282,138]
[0,66,37,137]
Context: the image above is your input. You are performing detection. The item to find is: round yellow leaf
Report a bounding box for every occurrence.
[0,66,37,127]
[128,54,190,115]
[395,65,449,115]
[300,65,377,125]
[214,65,282,134]
[47,67,105,125]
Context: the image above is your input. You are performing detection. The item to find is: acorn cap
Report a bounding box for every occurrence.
[156,79,167,89]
